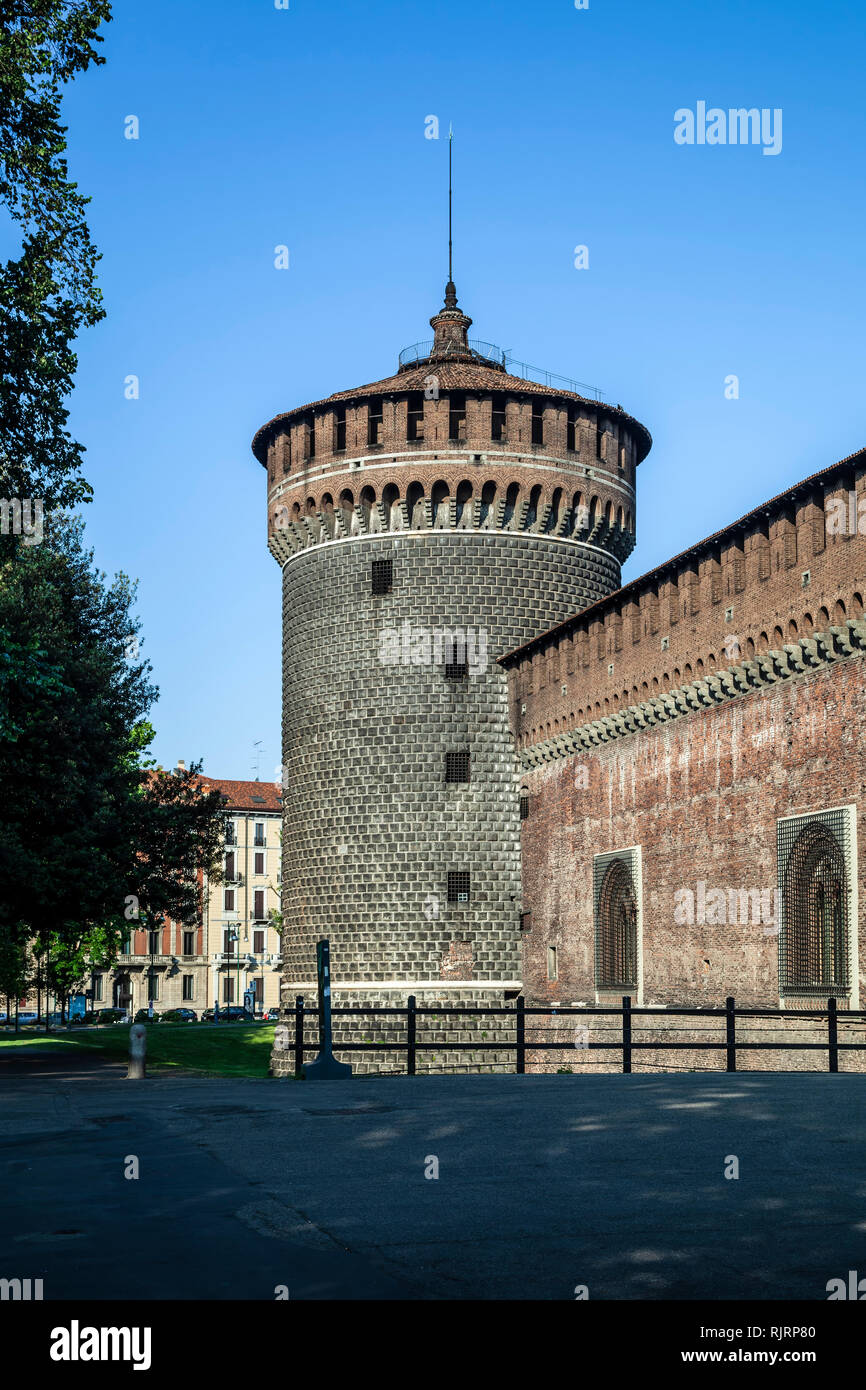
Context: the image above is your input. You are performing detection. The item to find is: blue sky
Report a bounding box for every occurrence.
[59,0,866,778]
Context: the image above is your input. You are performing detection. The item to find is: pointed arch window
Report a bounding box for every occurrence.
[594,849,640,992]
[779,810,853,996]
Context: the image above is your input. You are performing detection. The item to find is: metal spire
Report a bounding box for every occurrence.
[448,124,453,285]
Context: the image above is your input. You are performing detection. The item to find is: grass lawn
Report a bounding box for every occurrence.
[0,1024,279,1078]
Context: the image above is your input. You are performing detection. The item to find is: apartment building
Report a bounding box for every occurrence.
[93,773,283,1017]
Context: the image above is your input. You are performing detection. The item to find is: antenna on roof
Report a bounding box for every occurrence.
[252,740,263,782]
[448,123,453,285]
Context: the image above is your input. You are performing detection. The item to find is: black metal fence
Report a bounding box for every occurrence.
[287,994,866,1076]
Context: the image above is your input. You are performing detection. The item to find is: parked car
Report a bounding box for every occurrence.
[95,1007,129,1024]
[133,1008,162,1024]
[202,1005,253,1023]
[17,1011,39,1026]
[161,1008,197,1023]
[263,1008,281,1021]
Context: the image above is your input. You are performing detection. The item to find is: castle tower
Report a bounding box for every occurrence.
[252,280,651,1071]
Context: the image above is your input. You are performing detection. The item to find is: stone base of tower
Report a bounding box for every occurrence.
[269,985,521,1078]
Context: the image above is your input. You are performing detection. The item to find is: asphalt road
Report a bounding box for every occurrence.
[1,1056,864,1300]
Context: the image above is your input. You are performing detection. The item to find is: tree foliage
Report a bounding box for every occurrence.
[0,0,112,511]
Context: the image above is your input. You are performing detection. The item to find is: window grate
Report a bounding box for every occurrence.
[519,791,530,820]
[371,559,393,595]
[593,849,639,991]
[447,871,471,904]
[445,750,470,783]
[778,808,852,996]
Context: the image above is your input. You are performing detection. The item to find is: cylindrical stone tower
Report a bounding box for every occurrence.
[252,281,651,1073]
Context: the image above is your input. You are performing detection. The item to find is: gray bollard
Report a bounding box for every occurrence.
[127,1022,147,1079]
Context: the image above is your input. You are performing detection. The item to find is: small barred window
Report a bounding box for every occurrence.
[371,559,392,595]
[445,750,470,783]
[447,871,471,904]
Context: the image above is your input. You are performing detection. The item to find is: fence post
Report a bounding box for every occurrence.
[725,996,736,1072]
[407,995,416,1076]
[516,996,525,1075]
[828,997,838,1074]
[294,994,304,1077]
[622,995,631,1074]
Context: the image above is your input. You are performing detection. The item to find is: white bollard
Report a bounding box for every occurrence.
[128,1023,147,1079]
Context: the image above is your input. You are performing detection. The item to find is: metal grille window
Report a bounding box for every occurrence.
[447,871,471,904]
[371,559,393,595]
[519,791,530,820]
[778,809,853,996]
[443,642,469,679]
[594,849,640,991]
[445,750,470,783]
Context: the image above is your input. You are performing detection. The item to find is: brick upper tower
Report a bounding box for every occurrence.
[252,279,651,1069]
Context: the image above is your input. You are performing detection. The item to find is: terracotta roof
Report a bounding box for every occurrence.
[198,777,282,812]
[499,444,866,667]
[251,358,652,464]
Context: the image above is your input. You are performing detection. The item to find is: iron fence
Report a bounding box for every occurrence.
[285,994,866,1076]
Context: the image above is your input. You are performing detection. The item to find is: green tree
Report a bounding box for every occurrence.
[0,520,226,988]
[0,0,112,513]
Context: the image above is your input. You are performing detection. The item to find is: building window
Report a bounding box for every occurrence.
[531,401,544,445]
[566,410,578,452]
[519,790,530,820]
[334,406,346,452]
[447,871,471,904]
[253,930,265,954]
[223,978,234,1003]
[443,646,469,679]
[253,890,265,921]
[445,749,470,783]
[148,929,160,956]
[225,822,236,846]
[448,391,466,441]
[778,809,852,996]
[182,975,194,1001]
[547,946,558,980]
[594,849,640,992]
[224,929,236,956]
[520,912,532,932]
[146,973,159,1002]
[407,391,424,441]
[254,823,265,846]
[371,559,393,595]
[367,396,383,445]
[596,416,605,459]
[225,851,235,880]
[491,393,506,441]
[92,975,103,1001]
[254,852,264,875]
[224,889,235,912]
[305,412,316,459]
[183,930,195,956]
